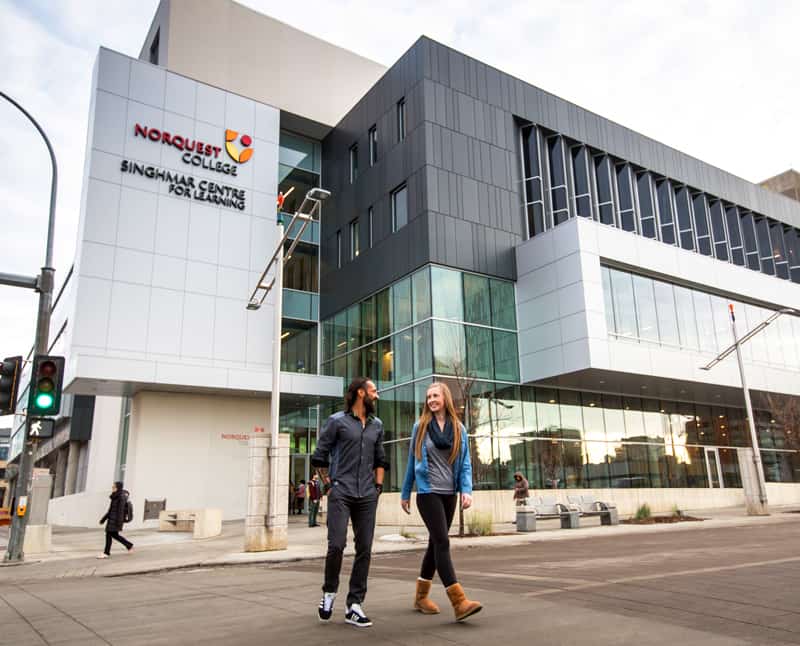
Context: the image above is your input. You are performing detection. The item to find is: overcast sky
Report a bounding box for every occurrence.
[1,0,799,419]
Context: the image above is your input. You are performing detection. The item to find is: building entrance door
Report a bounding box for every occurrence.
[705,448,723,488]
[290,454,309,513]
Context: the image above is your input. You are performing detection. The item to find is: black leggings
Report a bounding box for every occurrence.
[416,493,457,587]
[104,531,133,554]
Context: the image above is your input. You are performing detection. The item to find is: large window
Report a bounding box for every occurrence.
[521,125,545,236]
[368,206,374,248]
[603,265,800,371]
[615,163,636,233]
[692,193,713,256]
[391,184,408,232]
[656,179,676,245]
[547,135,569,225]
[636,172,657,239]
[571,144,592,219]
[281,323,317,373]
[336,230,342,269]
[594,154,615,226]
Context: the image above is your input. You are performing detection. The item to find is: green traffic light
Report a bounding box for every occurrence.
[35,392,54,409]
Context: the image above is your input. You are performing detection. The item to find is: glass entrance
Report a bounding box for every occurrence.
[705,448,723,488]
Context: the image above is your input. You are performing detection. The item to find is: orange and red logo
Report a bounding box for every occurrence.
[225,129,254,164]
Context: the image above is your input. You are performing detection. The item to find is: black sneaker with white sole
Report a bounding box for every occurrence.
[344,603,372,627]
[318,592,336,622]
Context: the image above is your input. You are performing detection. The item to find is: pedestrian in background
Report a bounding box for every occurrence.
[289,480,296,515]
[513,472,529,506]
[295,480,306,515]
[308,474,322,527]
[97,481,133,558]
[401,382,482,622]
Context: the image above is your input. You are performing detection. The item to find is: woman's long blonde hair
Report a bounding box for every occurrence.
[415,382,462,464]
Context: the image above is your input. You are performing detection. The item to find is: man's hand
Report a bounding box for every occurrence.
[461,493,473,510]
[375,483,383,496]
[400,499,411,515]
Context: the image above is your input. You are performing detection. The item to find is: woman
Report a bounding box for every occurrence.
[97,481,133,558]
[400,382,482,622]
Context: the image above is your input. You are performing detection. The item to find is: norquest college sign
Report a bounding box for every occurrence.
[119,124,255,210]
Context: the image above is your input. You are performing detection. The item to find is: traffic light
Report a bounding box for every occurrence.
[28,355,65,416]
[0,356,22,415]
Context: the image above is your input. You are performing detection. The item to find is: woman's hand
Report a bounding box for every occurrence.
[400,499,411,515]
[461,493,473,510]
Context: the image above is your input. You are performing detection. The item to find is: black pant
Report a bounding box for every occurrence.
[104,530,133,554]
[416,493,458,587]
[323,489,377,606]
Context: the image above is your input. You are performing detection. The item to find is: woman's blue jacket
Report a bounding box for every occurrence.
[400,420,472,499]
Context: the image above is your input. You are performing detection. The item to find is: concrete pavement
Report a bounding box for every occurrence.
[1,504,800,583]
[1,518,799,645]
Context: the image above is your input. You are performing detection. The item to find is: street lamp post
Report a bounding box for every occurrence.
[245,187,330,551]
[1,91,58,563]
[701,304,797,516]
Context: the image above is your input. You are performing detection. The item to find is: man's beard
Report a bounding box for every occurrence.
[363,396,376,417]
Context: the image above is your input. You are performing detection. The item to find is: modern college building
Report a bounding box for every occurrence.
[7,0,800,527]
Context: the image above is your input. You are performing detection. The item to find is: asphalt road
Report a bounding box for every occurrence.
[1,520,799,645]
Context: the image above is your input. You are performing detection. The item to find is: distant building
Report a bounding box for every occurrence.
[760,169,800,202]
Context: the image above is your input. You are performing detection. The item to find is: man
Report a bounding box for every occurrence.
[312,377,387,628]
[307,474,322,527]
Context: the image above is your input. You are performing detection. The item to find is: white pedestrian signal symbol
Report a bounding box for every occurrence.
[27,417,53,439]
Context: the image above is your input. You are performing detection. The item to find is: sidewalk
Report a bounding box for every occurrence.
[2,505,799,582]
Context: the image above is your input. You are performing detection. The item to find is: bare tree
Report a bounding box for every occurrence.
[763,393,800,451]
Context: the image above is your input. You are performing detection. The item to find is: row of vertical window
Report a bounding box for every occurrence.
[521,124,800,283]
[602,265,800,370]
[349,98,406,183]
[335,185,407,268]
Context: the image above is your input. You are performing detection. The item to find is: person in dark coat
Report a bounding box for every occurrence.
[97,481,133,558]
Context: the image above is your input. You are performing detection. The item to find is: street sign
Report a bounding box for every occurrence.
[28,417,55,439]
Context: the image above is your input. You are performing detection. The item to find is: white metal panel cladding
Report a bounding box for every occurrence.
[66,48,339,396]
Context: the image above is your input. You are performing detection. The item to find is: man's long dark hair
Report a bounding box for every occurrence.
[344,377,375,416]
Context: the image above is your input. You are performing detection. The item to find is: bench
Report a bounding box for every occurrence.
[566,495,619,526]
[158,508,222,539]
[0,508,10,527]
[516,496,580,532]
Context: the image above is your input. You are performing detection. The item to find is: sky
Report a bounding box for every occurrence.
[1,0,799,421]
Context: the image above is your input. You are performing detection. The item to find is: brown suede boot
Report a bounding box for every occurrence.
[414,578,440,614]
[445,582,482,621]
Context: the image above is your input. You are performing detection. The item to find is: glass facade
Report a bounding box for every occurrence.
[374,384,799,493]
[279,130,323,374]
[520,123,800,284]
[322,264,518,385]
[602,265,800,370]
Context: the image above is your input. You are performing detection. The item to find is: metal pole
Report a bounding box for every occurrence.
[267,223,284,535]
[729,305,769,513]
[2,91,58,563]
